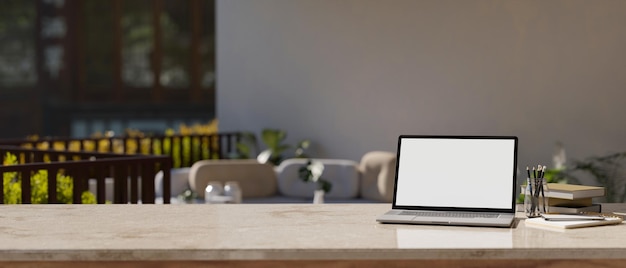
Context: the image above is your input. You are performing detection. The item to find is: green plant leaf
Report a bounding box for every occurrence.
[319,179,332,193]
[273,144,292,156]
[261,129,277,148]
[261,128,287,149]
[235,143,250,158]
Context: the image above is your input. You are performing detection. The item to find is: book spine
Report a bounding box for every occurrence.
[521,187,603,200]
[547,205,601,214]
[548,197,593,207]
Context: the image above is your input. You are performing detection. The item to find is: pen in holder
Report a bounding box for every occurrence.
[524,165,550,218]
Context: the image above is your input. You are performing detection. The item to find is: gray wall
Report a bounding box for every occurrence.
[216,0,626,179]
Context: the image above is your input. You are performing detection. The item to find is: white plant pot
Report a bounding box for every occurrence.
[313,189,325,204]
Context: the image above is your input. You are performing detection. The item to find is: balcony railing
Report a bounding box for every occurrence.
[0,146,172,204]
[0,132,241,168]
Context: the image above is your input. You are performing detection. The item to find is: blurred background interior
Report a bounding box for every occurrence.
[0,0,215,138]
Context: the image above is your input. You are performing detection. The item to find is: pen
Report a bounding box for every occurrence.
[525,166,532,193]
[541,214,605,221]
[537,165,541,178]
[541,166,550,211]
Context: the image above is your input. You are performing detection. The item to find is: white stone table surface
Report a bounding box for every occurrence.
[1,203,626,267]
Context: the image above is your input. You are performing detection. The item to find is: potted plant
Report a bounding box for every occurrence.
[535,143,626,203]
[233,128,311,165]
[563,152,626,203]
[298,159,332,204]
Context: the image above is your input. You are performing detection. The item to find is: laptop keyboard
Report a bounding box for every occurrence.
[399,211,499,218]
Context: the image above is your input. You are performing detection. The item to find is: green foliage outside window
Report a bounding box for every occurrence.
[2,152,97,204]
[27,121,220,168]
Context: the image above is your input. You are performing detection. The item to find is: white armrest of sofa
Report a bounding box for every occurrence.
[155,167,191,198]
[359,151,396,202]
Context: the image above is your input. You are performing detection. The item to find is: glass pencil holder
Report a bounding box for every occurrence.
[524,178,549,218]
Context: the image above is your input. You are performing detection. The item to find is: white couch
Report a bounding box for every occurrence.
[182,151,397,203]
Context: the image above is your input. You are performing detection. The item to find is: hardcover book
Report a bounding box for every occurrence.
[547,197,593,207]
[520,183,604,200]
[547,204,601,214]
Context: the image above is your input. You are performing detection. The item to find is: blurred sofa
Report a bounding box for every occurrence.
[175,151,397,203]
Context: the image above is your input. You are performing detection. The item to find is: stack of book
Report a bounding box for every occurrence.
[521,183,605,214]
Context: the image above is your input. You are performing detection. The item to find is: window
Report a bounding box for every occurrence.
[0,0,37,88]
[0,0,215,138]
[79,0,215,101]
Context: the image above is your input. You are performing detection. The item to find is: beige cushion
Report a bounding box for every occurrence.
[359,151,396,202]
[275,158,360,199]
[188,160,277,199]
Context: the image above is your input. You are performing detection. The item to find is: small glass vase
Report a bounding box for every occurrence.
[313,189,325,204]
[224,181,242,204]
[204,181,223,204]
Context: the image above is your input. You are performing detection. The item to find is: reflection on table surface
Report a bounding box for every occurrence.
[396,227,513,249]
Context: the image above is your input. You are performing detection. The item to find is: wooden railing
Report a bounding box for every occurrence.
[0,132,241,168]
[0,146,171,204]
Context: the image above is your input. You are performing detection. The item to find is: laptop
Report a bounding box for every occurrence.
[376,135,518,227]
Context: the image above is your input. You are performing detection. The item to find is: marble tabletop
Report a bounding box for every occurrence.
[1,203,625,262]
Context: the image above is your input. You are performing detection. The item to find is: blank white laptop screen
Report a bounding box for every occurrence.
[394,137,515,210]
